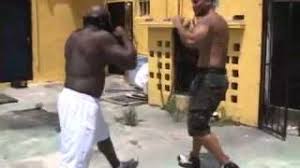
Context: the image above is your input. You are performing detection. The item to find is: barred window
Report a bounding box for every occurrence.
[139,0,150,16]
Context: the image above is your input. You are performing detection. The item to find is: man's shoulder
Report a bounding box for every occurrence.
[71,29,112,41]
[83,31,116,48]
[67,30,87,44]
[212,12,228,28]
[90,30,114,40]
[70,28,87,38]
[203,13,228,33]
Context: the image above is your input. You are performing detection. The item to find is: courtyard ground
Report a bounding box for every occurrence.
[0,76,299,168]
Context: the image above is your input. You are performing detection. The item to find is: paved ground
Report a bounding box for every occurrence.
[0,76,300,168]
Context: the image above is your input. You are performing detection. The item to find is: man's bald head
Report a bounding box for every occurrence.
[191,0,215,16]
[83,5,113,32]
[86,5,109,18]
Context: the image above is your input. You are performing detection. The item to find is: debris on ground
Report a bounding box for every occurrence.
[102,93,147,106]
[114,106,141,127]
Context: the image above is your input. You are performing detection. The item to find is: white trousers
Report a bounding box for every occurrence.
[57,88,110,168]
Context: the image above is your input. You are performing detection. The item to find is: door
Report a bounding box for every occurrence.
[108,2,133,74]
[0,0,32,82]
[108,2,133,39]
[261,0,299,140]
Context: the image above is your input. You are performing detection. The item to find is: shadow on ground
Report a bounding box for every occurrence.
[0,109,59,130]
[200,153,221,168]
[0,109,59,162]
[10,160,44,168]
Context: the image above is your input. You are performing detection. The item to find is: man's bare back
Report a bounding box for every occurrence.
[65,27,136,98]
[65,29,106,98]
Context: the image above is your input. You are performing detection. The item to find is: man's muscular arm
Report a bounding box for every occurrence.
[173,16,209,48]
[96,27,137,70]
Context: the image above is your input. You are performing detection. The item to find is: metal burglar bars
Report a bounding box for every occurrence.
[139,0,150,16]
[261,0,298,140]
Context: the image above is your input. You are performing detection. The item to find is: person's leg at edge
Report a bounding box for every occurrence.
[190,137,202,158]
[97,138,120,168]
[97,138,138,168]
[189,117,238,168]
[193,133,229,164]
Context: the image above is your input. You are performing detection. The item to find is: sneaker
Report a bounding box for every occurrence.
[223,162,239,168]
[178,154,200,168]
[119,159,138,168]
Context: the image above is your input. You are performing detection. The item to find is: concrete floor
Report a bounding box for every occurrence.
[0,76,300,168]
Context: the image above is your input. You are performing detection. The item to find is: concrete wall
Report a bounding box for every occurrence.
[134,0,179,55]
[218,0,263,126]
[31,0,104,82]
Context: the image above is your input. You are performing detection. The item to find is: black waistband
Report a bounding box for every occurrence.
[196,68,227,74]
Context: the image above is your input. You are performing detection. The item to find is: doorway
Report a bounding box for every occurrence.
[261,0,300,139]
[0,0,32,82]
[107,2,133,74]
[173,30,198,94]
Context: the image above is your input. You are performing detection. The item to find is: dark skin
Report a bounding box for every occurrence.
[173,0,229,69]
[64,25,136,98]
[173,0,232,166]
[64,6,137,168]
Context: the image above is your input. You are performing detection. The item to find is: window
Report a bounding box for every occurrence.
[139,0,150,16]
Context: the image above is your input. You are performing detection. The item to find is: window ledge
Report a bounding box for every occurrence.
[135,16,153,22]
[139,21,174,28]
[228,20,245,30]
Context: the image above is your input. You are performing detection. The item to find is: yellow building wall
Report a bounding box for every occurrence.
[31,0,104,82]
[180,0,193,18]
[218,0,263,126]
[147,25,174,106]
[134,0,179,55]
[134,19,149,55]
[150,0,167,20]
[150,0,179,20]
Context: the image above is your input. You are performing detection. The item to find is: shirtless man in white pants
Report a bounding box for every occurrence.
[57,5,138,168]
